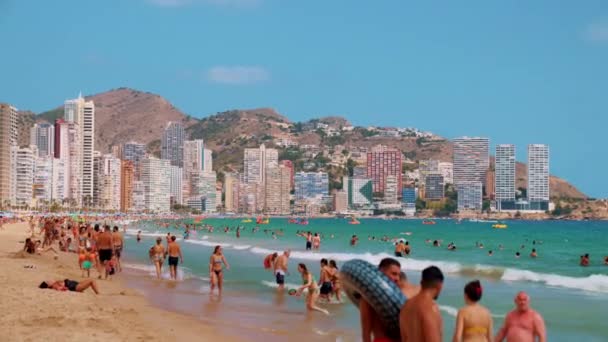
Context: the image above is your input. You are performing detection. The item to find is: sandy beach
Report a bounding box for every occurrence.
[0,221,239,342]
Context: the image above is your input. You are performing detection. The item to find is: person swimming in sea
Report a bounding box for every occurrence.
[604,256,608,265]
[580,254,590,266]
[530,249,538,258]
[515,252,521,258]
[488,250,493,256]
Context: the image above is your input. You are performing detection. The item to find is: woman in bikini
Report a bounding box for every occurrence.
[209,245,230,294]
[452,280,493,342]
[150,237,165,279]
[295,263,329,315]
[328,260,342,302]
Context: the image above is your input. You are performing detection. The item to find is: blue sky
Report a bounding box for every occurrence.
[1,0,607,197]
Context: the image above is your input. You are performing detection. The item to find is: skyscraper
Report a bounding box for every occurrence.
[264,165,291,215]
[11,146,35,205]
[30,123,55,157]
[280,160,295,190]
[169,165,183,206]
[456,181,483,211]
[224,172,238,213]
[33,156,53,204]
[122,141,147,163]
[384,175,399,204]
[425,174,445,200]
[0,103,18,205]
[98,154,121,210]
[453,137,489,185]
[183,140,212,173]
[528,144,550,210]
[244,144,278,185]
[495,144,516,210]
[141,157,171,212]
[120,160,134,212]
[366,150,402,194]
[161,122,185,167]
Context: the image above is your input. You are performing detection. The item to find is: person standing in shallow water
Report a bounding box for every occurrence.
[295,263,329,315]
[209,245,230,295]
[494,291,546,342]
[452,280,493,342]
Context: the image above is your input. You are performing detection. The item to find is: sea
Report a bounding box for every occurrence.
[118,218,608,342]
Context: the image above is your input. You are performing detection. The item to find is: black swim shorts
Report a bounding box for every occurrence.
[275,272,285,285]
[168,256,179,267]
[99,249,113,263]
[64,279,79,292]
[320,282,333,295]
[395,252,403,257]
[306,241,312,250]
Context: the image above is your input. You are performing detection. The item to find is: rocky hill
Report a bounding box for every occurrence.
[33,88,198,153]
[18,87,587,199]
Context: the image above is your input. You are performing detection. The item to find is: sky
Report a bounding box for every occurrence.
[0,0,607,197]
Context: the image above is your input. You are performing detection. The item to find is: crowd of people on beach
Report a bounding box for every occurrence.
[5,214,606,341]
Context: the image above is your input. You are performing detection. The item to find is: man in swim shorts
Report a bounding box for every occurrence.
[39,279,99,294]
[166,235,183,281]
[494,291,546,342]
[360,258,402,342]
[274,250,290,290]
[96,226,114,279]
[318,258,333,301]
[306,232,312,250]
[400,266,444,342]
[112,226,124,272]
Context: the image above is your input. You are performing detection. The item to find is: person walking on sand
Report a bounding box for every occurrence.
[400,266,445,342]
[150,238,165,279]
[452,280,493,342]
[209,245,230,295]
[166,235,183,281]
[96,225,114,280]
[274,250,290,291]
[112,226,124,272]
[295,263,329,315]
[494,291,546,342]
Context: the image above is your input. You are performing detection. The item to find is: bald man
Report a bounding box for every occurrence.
[495,292,546,342]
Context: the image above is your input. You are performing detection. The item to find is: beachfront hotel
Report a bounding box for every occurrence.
[495,144,516,211]
[0,103,18,206]
[456,181,483,210]
[264,165,291,215]
[425,174,445,200]
[366,149,403,194]
[120,160,134,212]
[161,121,185,168]
[295,172,329,200]
[527,144,550,211]
[32,156,53,204]
[169,165,183,206]
[11,146,36,206]
[243,144,278,185]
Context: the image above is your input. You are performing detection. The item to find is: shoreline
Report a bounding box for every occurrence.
[0,221,242,342]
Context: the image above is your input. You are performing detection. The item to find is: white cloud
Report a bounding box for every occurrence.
[584,21,608,43]
[146,0,260,8]
[207,66,270,85]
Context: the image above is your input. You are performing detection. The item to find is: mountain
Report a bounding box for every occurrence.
[19,87,586,199]
[35,88,198,153]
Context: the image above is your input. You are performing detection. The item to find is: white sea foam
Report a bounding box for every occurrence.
[439,305,458,317]
[184,239,232,248]
[501,269,608,293]
[232,244,251,250]
[261,280,307,293]
[123,262,194,281]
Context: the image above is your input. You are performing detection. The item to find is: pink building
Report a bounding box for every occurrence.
[366,150,402,194]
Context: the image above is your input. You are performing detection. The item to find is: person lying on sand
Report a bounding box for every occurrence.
[23,238,58,256]
[39,279,99,294]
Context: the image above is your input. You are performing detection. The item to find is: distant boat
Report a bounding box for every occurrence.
[256,216,270,224]
[470,219,498,223]
[348,216,360,225]
[242,218,252,223]
[492,223,508,229]
[422,220,436,225]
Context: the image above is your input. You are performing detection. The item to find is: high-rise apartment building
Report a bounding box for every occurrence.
[280,160,295,190]
[131,180,146,211]
[333,191,348,213]
[183,140,212,173]
[244,144,278,185]
[384,175,399,204]
[402,187,416,204]
[122,141,147,163]
[188,171,217,213]
[169,165,183,206]
[51,158,65,203]
[30,123,55,157]
[527,144,550,210]
[224,172,239,213]
[425,174,445,200]
[456,181,483,211]
[0,103,18,205]
[438,162,453,184]
[453,137,489,185]
[98,154,121,210]
[495,144,516,210]
[366,150,402,194]
[33,156,53,204]
[11,146,35,205]
[264,166,291,215]
[161,122,185,168]
[419,159,439,185]
[295,172,329,200]
[120,160,134,212]
[141,157,171,212]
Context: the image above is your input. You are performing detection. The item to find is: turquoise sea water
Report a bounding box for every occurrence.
[120,218,608,341]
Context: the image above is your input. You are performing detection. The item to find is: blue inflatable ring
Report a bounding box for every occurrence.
[340,259,406,340]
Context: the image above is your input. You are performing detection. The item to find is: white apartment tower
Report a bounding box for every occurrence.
[99,154,121,211]
[184,140,212,173]
[11,146,35,206]
[141,157,171,212]
[527,144,550,210]
[244,144,278,185]
[264,166,291,215]
[169,165,183,206]
[495,144,516,211]
[453,137,490,185]
[30,123,55,157]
